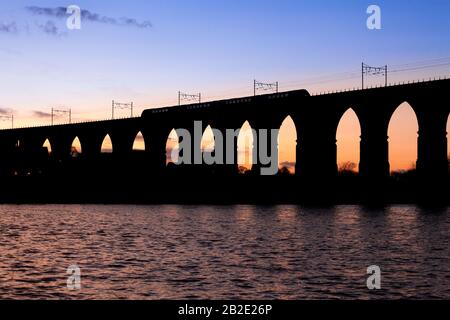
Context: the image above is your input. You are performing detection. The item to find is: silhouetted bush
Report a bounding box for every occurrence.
[277,166,292,176]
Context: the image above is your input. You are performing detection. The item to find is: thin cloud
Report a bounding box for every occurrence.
[0,22,18,34]
[33,111,52,118]
[25,6,67,18]
[0,108,13,115]
[38,21,63,36]
[25,6,153,29]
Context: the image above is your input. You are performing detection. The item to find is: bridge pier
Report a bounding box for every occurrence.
[297,130,337,180]
[294,107,337,180]
[77,132,105,159]
[416,110,449,178]
[172,122,204,166]
[0,136,20,176]
[211,125,239,175]
[247,121,280,176]
[109,132,135,155]
[359,127,390,180]
[356,99,391,180]
[49,134,76,160]
[141,129,167,173]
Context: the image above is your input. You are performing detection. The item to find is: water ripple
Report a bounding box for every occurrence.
[0,204,448,299]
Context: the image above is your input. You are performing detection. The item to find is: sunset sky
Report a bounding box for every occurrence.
[1,1,450,171]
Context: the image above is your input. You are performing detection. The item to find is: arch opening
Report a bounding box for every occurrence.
[336,108,361,174]
[71,137,82,157]
[278,116,297,175]
[132,131,146,151]
[42,139,52,155]
[201,125,215,152]
[201,125,215,154]
[101,134,113,154]
[237,121,254,174]
[166,129,179,166]
[388,102,419,174]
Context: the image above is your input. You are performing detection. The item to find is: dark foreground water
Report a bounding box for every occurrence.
[0,205,448,299]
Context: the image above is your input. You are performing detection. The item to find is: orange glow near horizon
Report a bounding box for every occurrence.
[133,132,145,151]
[201,126,215,153]
[278,116,297,173]
[447,114,450,159]
[72,137,82,154]
[388,103,418,172]
[158,108,448,172]
[336,109,361,172]
[237,121,254,170]
[43,139,52,154]
[166,129,179,164]
[101,135,113,153]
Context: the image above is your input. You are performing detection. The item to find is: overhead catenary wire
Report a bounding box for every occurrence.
[4,57,450,129]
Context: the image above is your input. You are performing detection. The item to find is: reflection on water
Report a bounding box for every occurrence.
[0,205,448,299]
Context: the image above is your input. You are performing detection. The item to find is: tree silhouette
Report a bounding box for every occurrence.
[238,166,251,175]
[338,161,357,173]
[278,166,292,176]
[71,146,80,158]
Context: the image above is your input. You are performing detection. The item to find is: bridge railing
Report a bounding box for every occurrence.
[310,76,449,96]
[0,116,142,131]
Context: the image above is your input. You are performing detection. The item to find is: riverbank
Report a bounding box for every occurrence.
[0,174,447,206]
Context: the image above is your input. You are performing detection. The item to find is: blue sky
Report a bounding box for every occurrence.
[1,0,450,126]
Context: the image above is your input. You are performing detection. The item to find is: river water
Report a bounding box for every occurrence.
[0,205,448,299]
